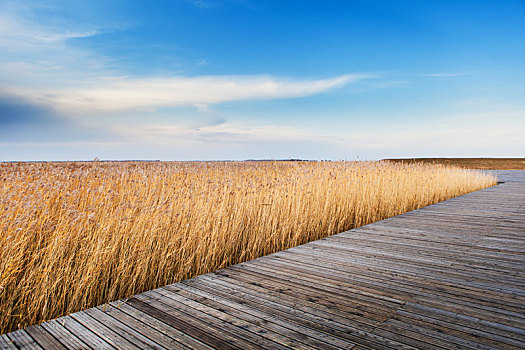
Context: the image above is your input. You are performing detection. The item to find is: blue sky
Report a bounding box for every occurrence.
[0,0,524,160]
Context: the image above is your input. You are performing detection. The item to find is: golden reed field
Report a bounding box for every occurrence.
[0,161,496,333]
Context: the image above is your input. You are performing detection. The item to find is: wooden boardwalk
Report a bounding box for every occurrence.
[3,170,524,349]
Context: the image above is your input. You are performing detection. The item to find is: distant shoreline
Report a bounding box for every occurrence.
[0,159,316,163]
[2,158,524,170]
[384,158,525,170]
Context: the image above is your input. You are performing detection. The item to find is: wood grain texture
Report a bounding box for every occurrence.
[5,170,524,349]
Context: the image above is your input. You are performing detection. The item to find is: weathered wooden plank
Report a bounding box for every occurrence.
[302,239,523,275]
[111,301,211,350]
[375,216,525,234]
[249,253,525,312]
[181,275,380,347]
[341,228,525,257]
[334,231,525,261]
[371,327,450,350]
[165,282,357,350]
[157,286,343,350]
[184,275,418,350]
[284,241,525,287]
[71,311,141,349]
[372,324,463,350]
[394,309,525,348]
[82,307,168,350]
[56,315,115,349]
[229,259,411,306]
[402,302,525,342]
[129,295,249,350]
[220,265,398,320]
[377,318,496,350]
[307,238,525,276]
[196,271,379,331]
[276,246,525,297]
[382,202,524,218]
[6,330,43,350]
[351,346,374,350]
[229,259,404,304]
[277,244,525,291]
[247,250,525,326]
[146,289,293,350]
[383,220,525,236]
[409,294,525,331]
[272,246,525,305]
[24,324,67,350]
[39,319,90,350]
[95,304,189,350]
[0,334,17,350]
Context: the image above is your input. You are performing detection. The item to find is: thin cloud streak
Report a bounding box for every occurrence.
[5,74,365,112]
[112,122,317,144]
[0,15,99,48]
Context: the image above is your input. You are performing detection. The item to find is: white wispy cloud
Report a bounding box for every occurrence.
[0,13,99,49]
[0,7,365,113]
[4,74,362,112]
[111,121,317,144]
[0,8,114,90]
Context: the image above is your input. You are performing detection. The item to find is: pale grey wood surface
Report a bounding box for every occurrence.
[5,170,525,349]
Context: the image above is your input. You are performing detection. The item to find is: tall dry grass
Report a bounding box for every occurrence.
[0,161,495,333]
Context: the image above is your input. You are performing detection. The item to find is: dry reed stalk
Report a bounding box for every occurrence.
[0,161,496,333]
